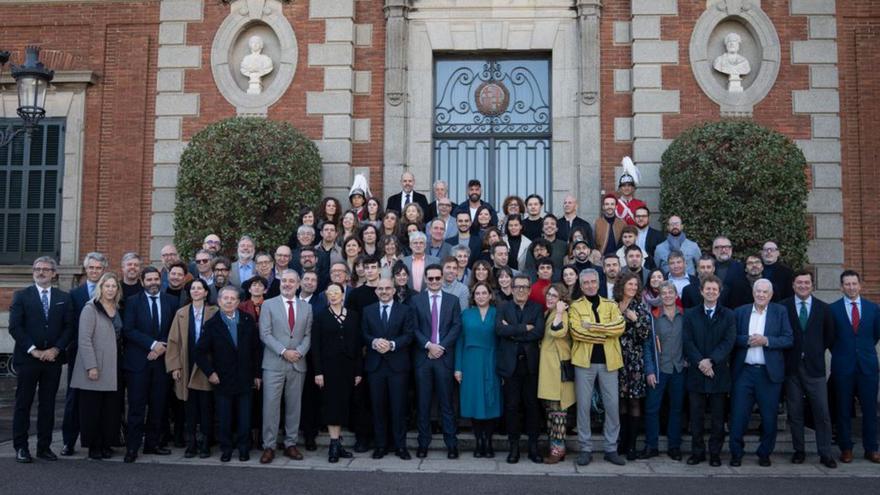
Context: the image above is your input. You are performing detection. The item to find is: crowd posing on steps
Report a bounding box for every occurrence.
[9,158,880,470]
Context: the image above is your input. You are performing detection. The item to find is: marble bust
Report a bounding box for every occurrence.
[240,35,274,95]
[713,32,751,93]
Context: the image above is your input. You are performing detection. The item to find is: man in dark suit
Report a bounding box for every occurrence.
[122,266,180,463]
[728,279,793,467]
[681,255,732,309]
[385,171,429,215]
[362,278,415,460]
[682,275,735,467]
[424,180,452,223]
[9,256,75,463]
[830,269,880,464]
[61,251,107,456]
[452,179,498,225]
[444,210,483,268]
[495,275,545,464]
[197,286,262,462]
[633,206,663,260]
[782,270,837,468]
[411,263,462,458]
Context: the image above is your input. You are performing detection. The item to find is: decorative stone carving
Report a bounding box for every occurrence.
[713,32,751,92]
[689,0,780,117]
[240,35,275,94]
[577,0,602,107]
[211,0,298,116]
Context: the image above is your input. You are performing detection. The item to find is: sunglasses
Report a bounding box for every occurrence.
[196,259,211,264]
[426,276,442,281]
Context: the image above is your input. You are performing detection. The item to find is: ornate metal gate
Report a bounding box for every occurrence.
[433,57,551,208]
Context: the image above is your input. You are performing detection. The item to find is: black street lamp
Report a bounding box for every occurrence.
[0,46,55,148]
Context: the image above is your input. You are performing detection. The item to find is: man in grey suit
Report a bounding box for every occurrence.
[403,232,439,292]
[258,269,312,464]
[229,235,256,289]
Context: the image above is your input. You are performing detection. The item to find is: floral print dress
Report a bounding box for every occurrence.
[618,298,652,399]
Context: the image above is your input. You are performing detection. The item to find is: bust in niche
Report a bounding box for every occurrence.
[240,35,274,95]
[713,32,751,93]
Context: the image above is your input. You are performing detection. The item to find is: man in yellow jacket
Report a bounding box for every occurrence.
[568,268,626,466]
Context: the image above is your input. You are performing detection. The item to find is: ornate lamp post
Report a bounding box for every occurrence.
[0,46,55,148]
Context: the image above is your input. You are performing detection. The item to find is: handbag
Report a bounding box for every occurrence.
[560,360,575,382]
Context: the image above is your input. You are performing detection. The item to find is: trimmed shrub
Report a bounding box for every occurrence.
[659,120,809,269]
[174,117,322,257]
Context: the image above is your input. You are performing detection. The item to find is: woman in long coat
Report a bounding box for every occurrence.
[455,281,502,458]
[537,283,576,463]
[166,279,218,458]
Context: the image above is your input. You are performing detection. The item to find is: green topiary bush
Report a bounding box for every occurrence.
[174,117,322,257]
[659,120,809,269]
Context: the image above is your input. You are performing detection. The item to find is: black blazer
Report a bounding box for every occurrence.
[68,282,92,352]
[195,311,262,396]
[311,307,364,376]
[494,300,545,377]
[411,291,462,369]
[557,216,594,246]
[681,280,732,309]
[782,296,835,378]
[122,292,179,372]
[386,190,429,215]
[8,285,75,366]
[643,227,665,261]
[362,301,415,373]
[682,305,736,393]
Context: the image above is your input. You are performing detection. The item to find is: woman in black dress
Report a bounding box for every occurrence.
[312,282,363,462]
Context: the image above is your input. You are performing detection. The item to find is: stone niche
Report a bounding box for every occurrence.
[689,0,780,117]
[211,0,298,116]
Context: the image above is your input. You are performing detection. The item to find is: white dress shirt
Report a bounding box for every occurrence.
[745,305,768,365]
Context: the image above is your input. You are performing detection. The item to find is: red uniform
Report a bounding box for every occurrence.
[616,196,646,225]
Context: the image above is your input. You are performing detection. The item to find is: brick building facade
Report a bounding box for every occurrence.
[0,0,876,360]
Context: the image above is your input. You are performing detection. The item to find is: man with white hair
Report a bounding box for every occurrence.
[728,279,793,467]
[386,171,429,215]
[229,235,256,288]
[425,179,452,222]
[403,232,440,292]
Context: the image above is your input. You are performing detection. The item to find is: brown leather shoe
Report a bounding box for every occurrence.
[259,448,274,464]
[865,451,880,464]
[284,446,304,460]
[839,450,853,463]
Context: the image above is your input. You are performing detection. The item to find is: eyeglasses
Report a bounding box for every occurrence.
[214,268,229,272]
[513,285,530,290]
[634,214,649,218]
[762,247,778,252]
[33,267,55,273]
[713,245,732,250]
[196,259,211,264]
[205,240,221,245]
[426,276,442,281]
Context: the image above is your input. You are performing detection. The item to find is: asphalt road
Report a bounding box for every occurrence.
[3,461,878,495]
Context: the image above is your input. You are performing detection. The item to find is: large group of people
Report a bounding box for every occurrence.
[9,165,880,471]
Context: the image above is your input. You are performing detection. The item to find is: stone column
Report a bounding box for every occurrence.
[383,0,409,199]
[576,0,602,220]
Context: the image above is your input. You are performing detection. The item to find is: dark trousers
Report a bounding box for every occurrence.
[785,363,833,457]
[185,389,213,439]
[689,392,726,456]
[729,365,783,458]
[349,375,373,442]
[415,359,457,448]
[502,357,541,441]
[61,350,80,447]
[300,353,320,441]
[369,365,409,450]
[216,391,252,455]
[12,360,62,451]
[833,371,879,453]
[645,369,685,450]
[78,389,120,451]
[126,363,170,452]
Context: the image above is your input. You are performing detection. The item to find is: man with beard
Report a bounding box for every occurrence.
[728,254,779,308]
[453,179,498,225]
[682,255,731,309]
[209,257,232,304]
[594,194,625,256]
[570,239,595,274]
[620,245,650,287]
[444,211,482,268]
[230,235,257,288]
[121,252,144,301]
[161,262,190,306]
[761,241,794,301]
[633,206,664,264]
[159,244,182,290]
[654,216,701,276]
[253,253,278,298]
[711,236,745,287]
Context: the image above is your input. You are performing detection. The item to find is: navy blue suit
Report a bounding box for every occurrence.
[9,285,75,451]
[444,234,483,268]
[411,290,462,449]
[830,296,880,453]
[122,291,179,453]
[729,303,793,459]
[61,282,93,448]
[362,301,415,450]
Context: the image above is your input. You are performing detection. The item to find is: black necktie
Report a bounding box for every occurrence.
[150,296,160,335]
[382,305,389,326]
[705,308,713,319]
[405,193,411,206]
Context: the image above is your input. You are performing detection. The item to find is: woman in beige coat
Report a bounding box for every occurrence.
[537,283,576,464]
[71,272,122,460]
[165,279,217,458]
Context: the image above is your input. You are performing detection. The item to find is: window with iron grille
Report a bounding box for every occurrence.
[0,119,65,265]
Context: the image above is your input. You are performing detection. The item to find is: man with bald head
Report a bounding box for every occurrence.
[386,171,429,215]
[728,279,793,467]
[557,194,594,245]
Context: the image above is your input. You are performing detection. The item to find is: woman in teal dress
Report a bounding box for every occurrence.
[455,281,502,458]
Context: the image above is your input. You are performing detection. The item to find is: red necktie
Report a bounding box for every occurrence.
[851,301,860,334]
[287,300,295,336]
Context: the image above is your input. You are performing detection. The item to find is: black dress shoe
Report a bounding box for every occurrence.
[447,447,459,459]
[396,449,412,460]
[60,444,76,456]
[506,448,520,464]
[686,453,705,465]
[305,438,318,452]
[820,456,838,469]
[16,448,33,464]
[729,456,742,467]
[791,451,805,464]
[239,452,250,462]
[667,448,682,461]
[123,451,137,463]
[758,456,771,467]
[710,455,722,467]
[372,448,387,459]
[639,448,659,460]
[88,449,103,461]
[101,448,114,459]
[36,449,58,461]
[416,447,428,458]
[143,446,171,455]
[220,451,232,462]
[353,440,371,453]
